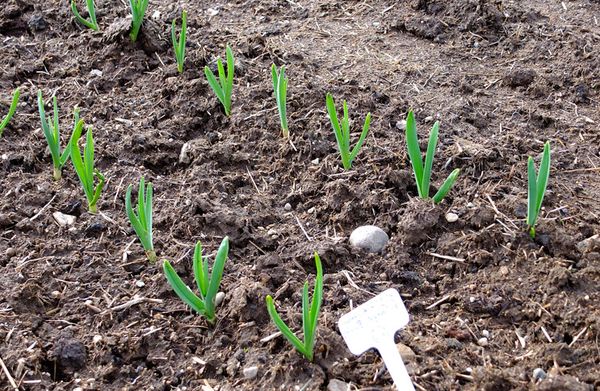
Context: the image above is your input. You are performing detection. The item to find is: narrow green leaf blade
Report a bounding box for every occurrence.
[266,295,308,358]
[535,142,551,217]
[432,168,460,204]
[526,157,538,228]
[405,111,424,197]
[422,121,440,198]
[163,260,207,315]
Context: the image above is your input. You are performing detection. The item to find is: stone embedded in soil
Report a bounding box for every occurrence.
[327,379,350,391]
[179,142,192,164]
[55,338,87,372]
[477,337,489,347]
[215,291,225,307]
[445,212,459,222]
[396,343,417,363]
[52,212,76,226]
[349,225,389,253]
[242,366,258,379]
[533,368,547,381]
[576,234,599,254]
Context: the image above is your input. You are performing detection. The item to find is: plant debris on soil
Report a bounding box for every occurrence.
[1,0,599,390]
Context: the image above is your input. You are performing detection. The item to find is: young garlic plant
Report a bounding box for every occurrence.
[126,177,156,262]
[70,120,105,214]
[0,88,20,137]
[266,252,323,361]
[163,237,230,324]
[37,91,82,181]
[527,141,551,239]
[326,93,371,170]
[171,10,187,74]
[71,0,99,31]
[129,0,149,42]
[271,64,289,138]
[405,110,460,204]
[204,45,234,116]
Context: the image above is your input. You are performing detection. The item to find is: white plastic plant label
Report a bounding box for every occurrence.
[338,288,415,391]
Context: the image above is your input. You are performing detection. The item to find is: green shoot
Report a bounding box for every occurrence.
[326,93,371,170]
[0,88,20,137]
[163,237,230,324]
[405,110,460,203]
[129,0,149,42]
[204,45,234,116]
[271,64,289,138]
[38,91,82,181]
[527,141,551,239]
[71,0,99,31]
[126,177,156,263]
[70,121,105,214]
[171,10,187,74]
[266,252,323,361]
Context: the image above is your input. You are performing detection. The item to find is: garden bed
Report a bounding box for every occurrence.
[0,0,599,389]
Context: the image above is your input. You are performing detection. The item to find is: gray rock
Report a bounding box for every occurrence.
[532,367,546,381]
[477,337,489,347]
[179,142,192,164]
[327,379,350,391]
[53,212,76,226]
[215,292,225,307]
[349,225,389,253]
[242,365,258,379]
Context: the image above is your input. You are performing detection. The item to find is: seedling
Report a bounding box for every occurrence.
[527,141,551,239]
[326,93,371,170]
[71,121,105,214]
[126,177,156,263]
[0,88,20,137]
[405,110,460,203]
[271,64,289,138]
[204,45,234,116]
[38,91,82,181]
[129,0,149,42]
[266,252,323,361]
[171,10,187,74]
[71,0,99,31]
[163,237,230,324]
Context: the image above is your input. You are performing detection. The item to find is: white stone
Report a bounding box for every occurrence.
[52,211,76,226]
[284,203,292,211]
[89,69,103,77]
[349,225,389,253]
[151,10,161,20]
[477,337,488,347]
[215,292,225,307]
[135,280,145,288]
[327,379,350,391]
[93,335,102,343]
[445,212,459,223]
[179,142,192,164]
[396,120,407,130]
[242,366,258,379]
[482,330,490,338]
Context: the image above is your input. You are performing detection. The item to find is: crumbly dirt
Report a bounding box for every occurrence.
[1,0,599,390]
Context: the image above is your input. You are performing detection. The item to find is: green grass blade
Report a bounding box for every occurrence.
[226,45,234,94]
[137,177,147,229]
[266,295,309,358]
[84,126,95,195]
[301,282,310,355]
[405,110,424,197]
[71,0,98,31]
[278,67,288,137]
[422,121,440,198]
[432,168,460,204]
[326,93,350,169]
[59,108,81,166]
[341,100,350,155]
[526,157,537,228]
[144,181,153,243]
[349,112,371,164]
[0,87,20,136]
[535,142,551,217]
[163,259,207,315]
[90,169,105,213]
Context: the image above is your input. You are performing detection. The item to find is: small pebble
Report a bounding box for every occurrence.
[135,280,145,288]
[267,228,278,238]
[532,367,547,381]
[89,69,103,77]
[50,290,61,298]
[445,212,459,223]
[482,330,490,338]
[396,120,407,130]
[327,379,350,391]
[6,247,16,257]
[215,292,225,307]
[311,158,320,165]
[151,10,161,20]
[53,211,76,226]
[500,266,509,275]
[424,115,434,123]
[92,335,102,344]
[242,366,258,379]
[477,337,489,347]
[349,225,389,253]
[284,203,292,211]
[307,207,315,214]
[179,142,192,164]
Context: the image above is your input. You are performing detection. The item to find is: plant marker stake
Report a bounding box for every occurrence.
[338,289,415,391]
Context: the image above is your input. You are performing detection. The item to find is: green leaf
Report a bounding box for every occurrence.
[526,157,537,228]
[536,142,551,217]
[405,110,424,197]
[204,236,230,319]
[349,112,371,164]
[0,87,20,136]
[266,295,309,358]
[163,259,207,315]
[432,168,460,204]
[422,121,439,198]
[192,241,208,298]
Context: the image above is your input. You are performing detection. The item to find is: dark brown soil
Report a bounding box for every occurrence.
[1,0,599,390]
